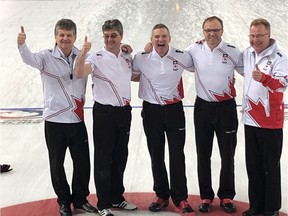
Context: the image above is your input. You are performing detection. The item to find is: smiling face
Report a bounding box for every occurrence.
[55,29,76,56]
[249,24,270,54]
[202,18,223,49]
[103,30,122,54]
[101,19,123,55]
[151,26,171,57]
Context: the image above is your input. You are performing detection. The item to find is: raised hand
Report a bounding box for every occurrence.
[195,39,205,44]
[252,64,263,82]
[121,44,133,54]
[144,42,153,52]
[17,26,26,45]
[74,36,92,78]
[81,36,91,54]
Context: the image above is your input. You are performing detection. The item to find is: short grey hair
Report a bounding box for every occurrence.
[250,18,271,32]
[54,18,77,36]
[102,19,123,36]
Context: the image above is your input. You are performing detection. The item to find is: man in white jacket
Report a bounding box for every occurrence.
[133,23,195,215]
[242,18,288,216]
[17,19,97,216]
[186,16,243,214]
[74,19,137,216]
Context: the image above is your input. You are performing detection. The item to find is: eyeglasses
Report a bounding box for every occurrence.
[103,34,119,40]
[203,29,222,33]
[248,32,269,39]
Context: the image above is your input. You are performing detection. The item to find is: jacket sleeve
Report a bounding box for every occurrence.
[18,43,45,71]
[260,57,288,92]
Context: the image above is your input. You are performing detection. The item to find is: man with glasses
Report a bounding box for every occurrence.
[185,16,243,213]
[241,18,288,216]
[17,19,97,216]
[74,19,137,216]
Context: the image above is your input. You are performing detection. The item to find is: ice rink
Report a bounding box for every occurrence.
[0,0,287,215]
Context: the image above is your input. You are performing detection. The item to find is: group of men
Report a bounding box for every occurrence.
[17,15,287,216]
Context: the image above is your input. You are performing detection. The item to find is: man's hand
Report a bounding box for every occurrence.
[144,42,153,52]
[17,26,26,45]
[81,36,91,54]
[121,44,133,54]
[195,39,205,44]
[252,64,263,82]
[75,36,92,79]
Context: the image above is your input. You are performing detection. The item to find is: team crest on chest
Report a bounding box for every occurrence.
[222,53,228,64]
[263,60,272,71]
[173,60,178,71]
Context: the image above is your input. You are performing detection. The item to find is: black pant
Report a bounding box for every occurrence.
[194,97,238,200]
[44,121,90,206]
[93,102,132,210]
[244,125,282,212]
[142,100,188,206]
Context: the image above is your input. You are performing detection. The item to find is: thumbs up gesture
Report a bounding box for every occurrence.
[81,36,91,54]
[252,64,263,82]
[17,26,26,45]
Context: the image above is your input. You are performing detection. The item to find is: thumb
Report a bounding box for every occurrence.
[21,26,25,33]
[84,36,88,42]
[255,64,259,70]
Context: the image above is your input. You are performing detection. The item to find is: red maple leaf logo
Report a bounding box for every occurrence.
[213,92,233,102]
[247,98,268,127]
[178,77,184,99]
[211,78,235,102]
[163,96,181,105]
[72,97,85,121]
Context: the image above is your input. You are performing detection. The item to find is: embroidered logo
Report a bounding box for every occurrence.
[222,53,228,64]
[173,60,178,71]
[263,60,272,71]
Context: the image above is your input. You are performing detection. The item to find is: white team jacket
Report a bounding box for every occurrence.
[18,44,88,123]
[242,39,288,129]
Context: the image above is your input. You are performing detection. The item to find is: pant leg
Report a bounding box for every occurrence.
[262,128,282,212]
[165,101,188,206]
[245,125,265,211]
[194,97,215,200]
[44,121,72,205]
[93,102,115,210]
[111,105,132,204]
[215,100,237,200]
[245,125,282,212]
[69,121,91,207]
[142,101,170,200]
